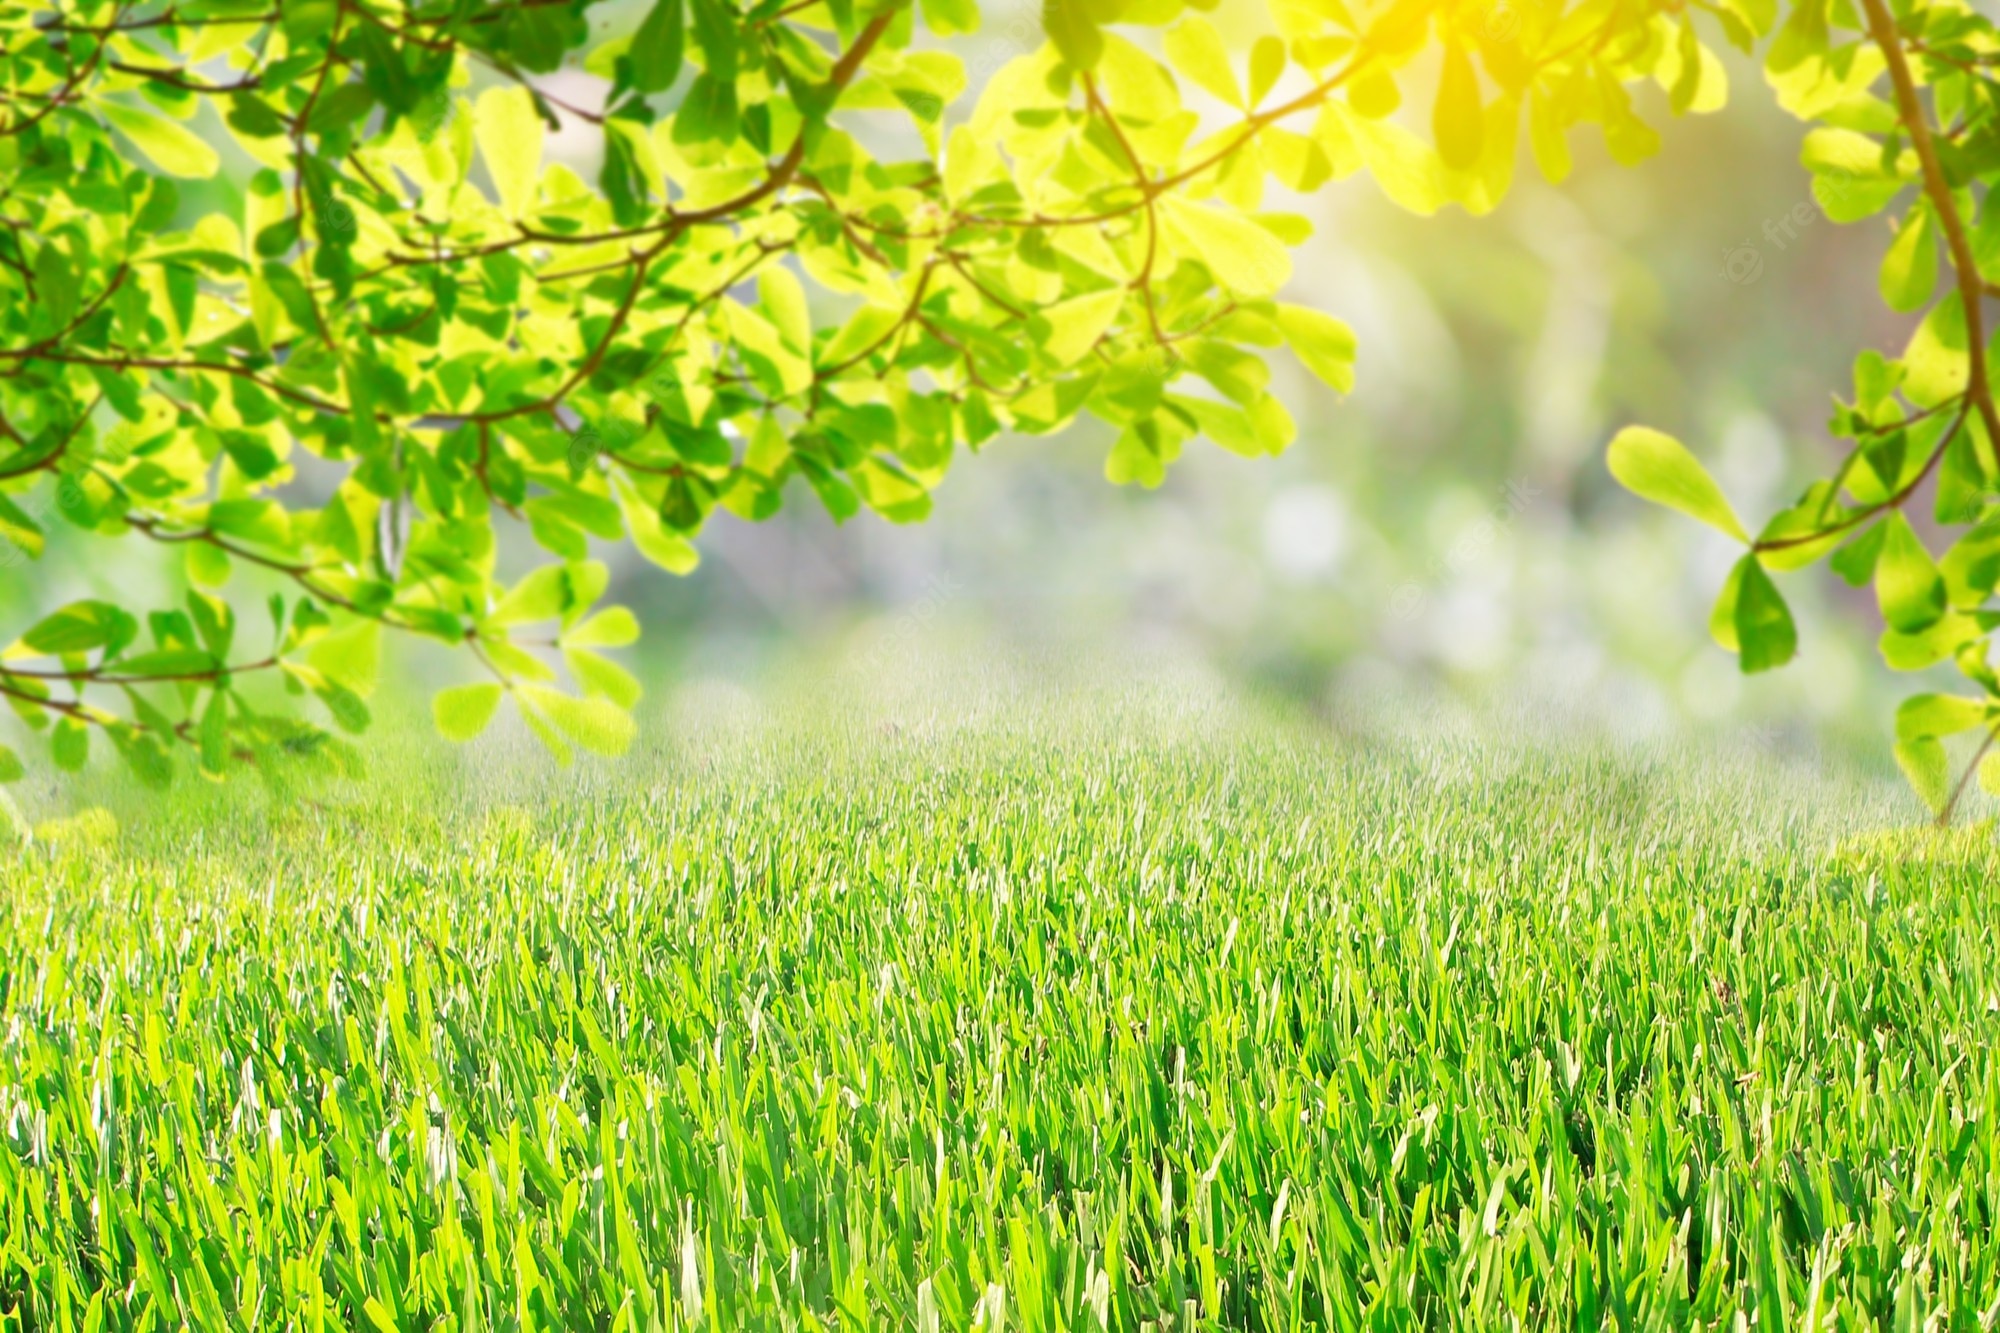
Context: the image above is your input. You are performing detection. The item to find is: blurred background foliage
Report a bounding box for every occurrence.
[2,0,1936,794]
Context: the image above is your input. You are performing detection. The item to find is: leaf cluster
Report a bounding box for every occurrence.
[1,0,1724,780]
[1607,0,2000,821]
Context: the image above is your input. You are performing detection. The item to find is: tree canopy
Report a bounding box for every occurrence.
[4,0,1992,814]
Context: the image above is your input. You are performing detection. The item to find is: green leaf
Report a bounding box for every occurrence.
[1433,45,1483,172]
[565,647,643,709]
[20,601,137,657]
[51,719,88,774]
[187,592,235,661]
[1248,36,1285,106]
[760,265,812,354]
[283,0,338,43]
[1528,90,1572,185]
[99,102,219,179]
[187,541,232,590]
[561,608,641,650]
[0,494,46,562]
[1896,693,1991,744]
[306,619,382,695]
[198,690,230,776]
[518,698,574,766]
[1879,206,1937,314]
[492,566,572,626]
[1980,749,2000,798]
[254,216,302,259]
[474,87,544,217]
[481,640,557,683]
[1161,198,1291,297]
[615,478,702,575]
[1106,421,1173,487]
[630,0,686,91]
[921,0,979,35]
[33,244,78,332]
[309,83,376,136]
[1880,612,1982,671]
[1709,555,1797,673]
[634,521,702,573]
[1875,512,1947,634]
[434,683,505,743]
[0,745,21,784]
[601,123,650,227]
[688,0,739,78]
[507,2,569,72]
[1045,0,1104,70]
[1903,294,1969,407]
[1248,393,1296,456]
[1606,427,1749,542]
[521,686,635,757]
[228,93,290,141]
[1275,304,1357,394]
[1331,104,1446,215]
[1603,105,1661,167]
[111,730,172,790]
[1038,289,1125,368]
[1348,70,1400,119]
[1163,17,1239,107]
[315,679,372,734]
[673,73,739,149]
[1894,735,1950,815]
[1830,519,1887,587]
[221,431,282,482]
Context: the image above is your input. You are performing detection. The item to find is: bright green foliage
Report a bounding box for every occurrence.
[1608,0,2000,823]
[0,0,1731,784]
[3,717,1998,1327]
[1607,426,1749,544]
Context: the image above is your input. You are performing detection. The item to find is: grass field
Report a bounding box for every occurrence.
[2,685,1997,1330]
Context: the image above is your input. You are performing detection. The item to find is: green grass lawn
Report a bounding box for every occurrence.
[2,691,1996,1330]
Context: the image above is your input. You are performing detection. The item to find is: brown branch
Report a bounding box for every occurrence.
[1084,74,1166,346]
[17,351,348,415]
[1862,0,2000,473]
[0,390,103,482]
[1754,402,1969,554]
[0,264,129,361]
[109,61,262,93]
[122,513,427,636]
